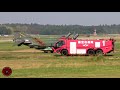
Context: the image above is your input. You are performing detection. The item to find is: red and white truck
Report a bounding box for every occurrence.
[52,33,115,56]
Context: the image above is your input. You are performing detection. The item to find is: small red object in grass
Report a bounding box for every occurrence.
[2,67,12,76]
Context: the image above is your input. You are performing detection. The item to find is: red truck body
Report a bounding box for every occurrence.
[52,36,115,56]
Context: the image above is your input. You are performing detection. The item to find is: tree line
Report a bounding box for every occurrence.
[0,23,120,35]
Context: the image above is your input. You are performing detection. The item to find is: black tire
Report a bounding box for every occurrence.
[96,49,103,56]
[61,49,68,56]
[87,49,95,56]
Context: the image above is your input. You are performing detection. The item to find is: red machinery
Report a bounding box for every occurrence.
[52,33,115,56]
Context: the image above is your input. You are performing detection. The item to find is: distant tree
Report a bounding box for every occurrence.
[0,27,11,35]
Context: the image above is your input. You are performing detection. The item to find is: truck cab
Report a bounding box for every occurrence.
[52,40,67,54]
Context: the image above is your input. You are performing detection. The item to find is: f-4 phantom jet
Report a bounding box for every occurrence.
[13,31,54,53]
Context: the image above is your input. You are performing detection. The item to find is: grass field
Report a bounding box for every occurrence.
[0,35,120,78]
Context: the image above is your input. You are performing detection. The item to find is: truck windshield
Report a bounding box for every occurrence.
[56,41,65,48]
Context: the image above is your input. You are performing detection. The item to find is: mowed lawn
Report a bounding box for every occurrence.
[0,36,120,78]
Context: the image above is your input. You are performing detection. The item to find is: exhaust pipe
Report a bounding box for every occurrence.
[73,34,79,40]
[65,32,72,39]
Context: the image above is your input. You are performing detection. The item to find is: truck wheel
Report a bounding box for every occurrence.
[87,49,95,56]
[96,49,103,56]
[61,50,68,56]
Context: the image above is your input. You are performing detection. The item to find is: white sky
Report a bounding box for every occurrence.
[0,12,120,26]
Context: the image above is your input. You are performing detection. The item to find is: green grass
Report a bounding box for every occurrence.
[1,65,120,78]
[0,35,120,78]
[0,42,29,51]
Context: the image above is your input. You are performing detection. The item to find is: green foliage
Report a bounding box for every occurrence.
[0,26,11,35]
[1,24,120,35]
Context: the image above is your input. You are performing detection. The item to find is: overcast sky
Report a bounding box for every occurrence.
[0,12,120,26]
